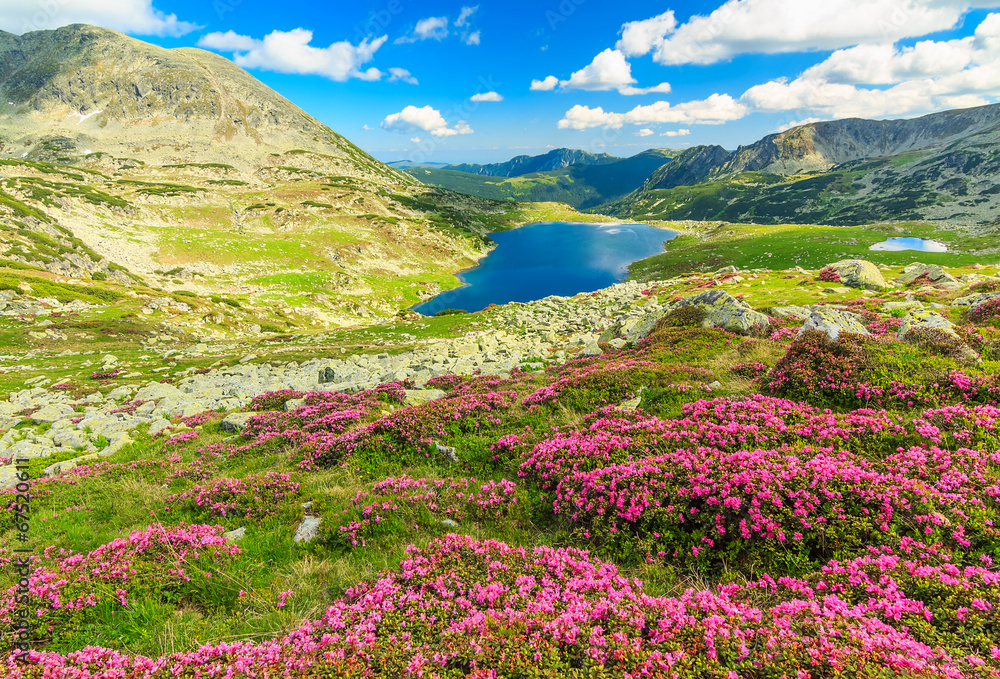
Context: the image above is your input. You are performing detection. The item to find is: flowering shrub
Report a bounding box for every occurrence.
[0,524,240,654]
[88,368,124,380]
[163,431,198,447]
[968,298,1000,324]
[163,472,300,521]
[816,266,841,282]
[6,535,996,677]
[325,475,518,548]
[729,360,769,379]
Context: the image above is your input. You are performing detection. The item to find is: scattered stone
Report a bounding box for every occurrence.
[293,516,322,543]
[224,527,246,542]
[434,442,458,462]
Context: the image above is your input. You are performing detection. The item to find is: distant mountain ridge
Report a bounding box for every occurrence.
[446,148,620,177]
[409,149,677,209]
[607,103,1000,227]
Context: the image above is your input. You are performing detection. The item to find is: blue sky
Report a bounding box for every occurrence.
[6,0,1000,163]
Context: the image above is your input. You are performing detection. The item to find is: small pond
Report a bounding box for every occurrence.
[413,221,676,315]
[869,237,948,252]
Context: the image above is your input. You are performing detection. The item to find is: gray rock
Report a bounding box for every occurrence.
[897,309,979,364]
[883,301,924,312]
[434,442,458,462]
[952,291,1000,307]
[293,516,322,543]
[403,389,449,407]
[770,305,812,321]
[220,412,257,432]
[676,290,770,335]
[897,263,958,286]
[798,308,870,342]
[135,383,182,402]
[30,403,74,424]
[828,260,889,291]
[224,527,246,542]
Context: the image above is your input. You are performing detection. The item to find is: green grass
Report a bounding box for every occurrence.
[629,221,997,280]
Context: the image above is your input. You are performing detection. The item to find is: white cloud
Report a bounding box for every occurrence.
[388,67,418,85]
[530,75,559,91]
[802,39,975,85]
[362,124,372,130]
[396,16,449,43]
[463,30,481,45]
[382,105,474,137]
[536,48,672,95]
[199,29,386,81]
[619,0,1000,66]
[776,117,824,131]
[471,91,503,102]
[456,6,478,27]
[617,11,677,57]
[558,93,748,129]
[661,129,691,136]
[741,12,1000,119]
[636,128,654,136]
[0,0,200,36]
[410,137,422,143]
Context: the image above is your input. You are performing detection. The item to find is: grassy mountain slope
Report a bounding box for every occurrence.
[0,25,572,328]
[409,149,676,209]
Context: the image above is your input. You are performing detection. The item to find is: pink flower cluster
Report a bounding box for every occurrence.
[163,472,300,520]
[5,534,996,677]
[332,475,518,547]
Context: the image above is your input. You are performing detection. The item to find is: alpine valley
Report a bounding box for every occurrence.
[0,22,999,679]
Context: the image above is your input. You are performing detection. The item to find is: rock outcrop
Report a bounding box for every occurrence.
[797,308,870,341]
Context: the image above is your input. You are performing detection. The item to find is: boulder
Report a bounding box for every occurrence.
[827,260,888,291]
[223,527,246,542]
[897,263,957,286]
[30,403,74,424]
[675,290,770,334]
[952,291,1000,307]
[770,305,812,321]
[403,389,449,407]
[220,412,257,432]
[797,308,870,342]
[897,309,979,364]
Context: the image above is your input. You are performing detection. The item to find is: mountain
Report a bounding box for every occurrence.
[445,148,620,177]
[409,149,677,209]
[387,160,450,169]
[0,25,527,331]
[606,103,1000,228]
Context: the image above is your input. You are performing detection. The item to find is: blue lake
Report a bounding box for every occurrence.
[413,221,676,315]
[869,237,948,252]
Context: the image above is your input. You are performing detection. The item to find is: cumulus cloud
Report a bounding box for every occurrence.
[455,6,481,45]
[618,0,1000,65]
[741,12,1000,119]
[388,67,418,85]
[410,137,422,143]
[530,75,559,91]
[558,93,748,129]
[199,29,386,81]
[535,49,671,95]
[463,31,481,45]
[636,128,654,136]
[471,91,503,102]
[0,0,200,36]
[661,129,691,136]
[382,105,474,137]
